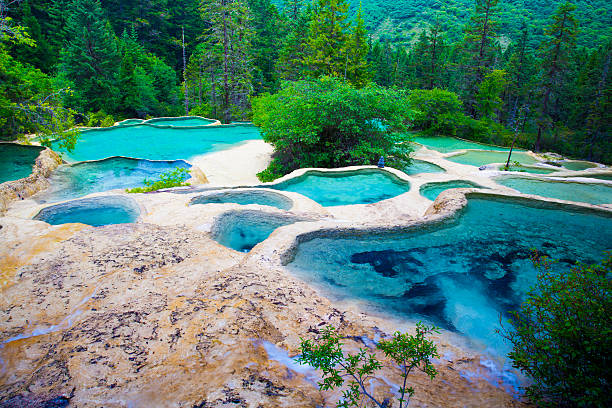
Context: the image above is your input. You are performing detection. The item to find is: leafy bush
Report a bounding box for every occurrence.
[127,167,190,193]
[298,322,439,408]
[408,88,466,135]
[252,77,415,181]
[499,252,612,407]
[86,111,115,127]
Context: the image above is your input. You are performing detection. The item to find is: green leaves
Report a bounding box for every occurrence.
[127,167,191,193]
[253,77,414,181]
[297,323,439,408]
[500,251,612,407]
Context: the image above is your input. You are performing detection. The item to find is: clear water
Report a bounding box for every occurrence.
[270,170,411,207]
[0,143,44,183]
[581,173,612,181]
[495,177,612,205]
[420,180,487,201]
[35,157,191,203]
[447,151,538,167]
[34,196,140,226]
[403,160,445,175]
[191,190,292,210]
[502,165,559,174]
[145,117,216,127]
[52,124,261,162]
[412,136,521,153]
[287,197,612,355]
[212,211,303,252]
[562,161,598,171]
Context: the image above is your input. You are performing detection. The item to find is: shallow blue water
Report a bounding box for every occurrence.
[145,117,216,127]
[420,180,487,201]
[34,196,140,226]
[561,161,598,171]
[286,197,612,355]
[412,136,522,153]
[447,151,538,167]
[0,143,44,183]
[191,190,292,210]
[496,177,612,205]
[212,211,302,252]
[52,124,261,162]
[403,160,445,175]
[36,157,191,203]
[502,165,559,174]
[270,170,411,206]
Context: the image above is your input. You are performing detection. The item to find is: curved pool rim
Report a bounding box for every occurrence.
[419,180,489,201]
[190,188,294,211]
[33,195,142,226]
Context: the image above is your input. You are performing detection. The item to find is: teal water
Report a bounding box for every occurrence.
[581,173,612,181]
[562,161,598,171]
[145,117,216,127]
[52,124,261,162]
[212,211,303,252]
[502,165,559,174]
[36,157,191,203]
[420,180,487,201]
[34,196,140,226]
[286,197,612,355]
[496,177,612,205]
[0,143,44,183]
[413,136,521,153]
[191,190,292,210]
[404,160,445,175]
[270,170,411,207]
[447,151,538,167]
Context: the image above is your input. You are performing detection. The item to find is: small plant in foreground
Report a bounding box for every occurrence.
[499,251,612,407]
[297,322,439,408]
[127,167,190,193]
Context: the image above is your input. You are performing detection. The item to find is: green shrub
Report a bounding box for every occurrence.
[499,251,612,407]
[408,88,466,136]
[252,77,415,181]
[298,322,439,408]
[86,111,115,128]
[127,167,190,193]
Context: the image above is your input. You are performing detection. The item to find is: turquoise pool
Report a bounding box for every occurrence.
[501,165,559,174]
[286,197,612,355]
[580,173,612,181]
[269,170,411,207]
[447,151,538,167]
[0,143,44,184]
[191,190,292,210]
[52,124,261,162]
[420,180,487,201]
[34,196,140,226]
[562,161,599,171]
[404,160,445,175]
[35,157,191,203]
[212,211,303,252]
[145,117,217,127]
[495,177,612,205]
[413,136,521,153]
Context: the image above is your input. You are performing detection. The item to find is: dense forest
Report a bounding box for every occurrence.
[1,0,611,162]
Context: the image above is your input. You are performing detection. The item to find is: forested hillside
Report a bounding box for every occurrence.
[2,0,611,163]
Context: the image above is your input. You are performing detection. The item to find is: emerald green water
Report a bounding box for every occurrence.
[270,170,411,206]
[420,180,488,201]
[413,136,521,153]
[212,211,303,252]
[191,190,292,210]
[287,197,612,355]
[52,124,261,162]
[403,160,445,175]
[0,143,44,183]
[36,157,191,203]
[447,151,538,167]
[582,174,612,181]
[34,196,140,226]
[502,165,559,174]
[562,161,598,171]
[495,177,612,205]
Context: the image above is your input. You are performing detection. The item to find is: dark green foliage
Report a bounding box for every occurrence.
[252,77,414,181]
[500,252,612,407]
[408,88,466,135]
[298,322,439,408]
[126,167,191,193]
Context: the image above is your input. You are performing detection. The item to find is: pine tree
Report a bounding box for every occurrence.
[246,0,282,94]
[200,0,253,123]
[345,4,370,87]
[460,0,500,117]
[535,1,578,152]
[59,0,119,113]
[411,18,446,89]
[304,0,350,79]
[276,6,311,81]
[504,23,537,127]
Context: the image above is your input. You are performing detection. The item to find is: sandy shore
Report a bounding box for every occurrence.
[191,140,274,186]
